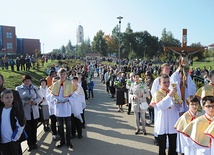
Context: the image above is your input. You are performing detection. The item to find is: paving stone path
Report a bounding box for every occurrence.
[22,76,159,155]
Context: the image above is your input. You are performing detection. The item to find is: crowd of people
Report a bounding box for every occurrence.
[98,62,214,155]
[0,63,91,154]
[0,54,49,71]
[0,59,214,155]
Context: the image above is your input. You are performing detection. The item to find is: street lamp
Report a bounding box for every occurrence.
[129,43,131,60]
[117,16,123,70]
[43,43,45,55]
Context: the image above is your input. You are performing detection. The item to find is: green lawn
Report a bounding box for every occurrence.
[1,59,85,89]
[1,63,50,89]
[1,59,212,89]
[192,61,214,69]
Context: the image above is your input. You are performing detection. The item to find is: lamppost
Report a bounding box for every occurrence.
[43,43,44,55]
[117,16,123,70]
[129,42,131,60]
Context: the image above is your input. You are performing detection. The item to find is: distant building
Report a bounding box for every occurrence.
[17,38,40,55]
[0,25,40,55]
[0,25,17,54]
[76,25,84,44]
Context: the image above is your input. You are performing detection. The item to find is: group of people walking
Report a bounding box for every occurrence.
[100,62,214,155]
[0,64,88,154]
[1,59,214,155]
[150,63,214,155]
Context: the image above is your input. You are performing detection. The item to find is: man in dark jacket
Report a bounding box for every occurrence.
[9,59,15,71]
[16,57,21,71]
[20,55,25,71]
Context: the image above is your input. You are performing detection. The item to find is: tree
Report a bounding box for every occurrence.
[111,25,120,42]
[129,31,159,60]
[61,45,66,53]
[125,23,133,34]
[66,40,75,55]
[189,42,204,61]
[160,28,180,46]
[122,23,135,59]
[91,30,108,56]
[104,34,118,56]
[160,28,181,61]
[128,50,136,60]
[51,49,61,53]
[76,39,92,57]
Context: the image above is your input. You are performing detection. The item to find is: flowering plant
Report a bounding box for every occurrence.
[126,79,131,86]
[114,81,122,89]
[136,82,144,89]
[22,92,31,101]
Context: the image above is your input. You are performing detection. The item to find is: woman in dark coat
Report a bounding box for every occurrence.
[115,72,126,112]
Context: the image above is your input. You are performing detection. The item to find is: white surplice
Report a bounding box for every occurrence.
[153,95,179,135]
[183,137,211,155]
[71,85,86,122]
[46,85,83,122]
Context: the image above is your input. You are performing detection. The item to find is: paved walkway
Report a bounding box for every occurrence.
[22,76,159,155]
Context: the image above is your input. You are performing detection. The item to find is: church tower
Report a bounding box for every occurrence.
[76,25,84,45]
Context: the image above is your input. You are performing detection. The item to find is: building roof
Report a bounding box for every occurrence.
[208,43,214,47]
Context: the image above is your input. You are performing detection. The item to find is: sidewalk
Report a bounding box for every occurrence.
[22,76,159,155]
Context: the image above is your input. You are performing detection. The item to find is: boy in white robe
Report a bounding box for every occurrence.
[46,76,59,140]
[204,120,214,155]
[150,63,171,146]
[182,96,214,155]
[174,95,202,154]
[71,77,86,139]
[47,68,76,149]
[196,70,214,114]
[150,74,181,155]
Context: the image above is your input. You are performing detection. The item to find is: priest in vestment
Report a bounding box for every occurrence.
[170,65,196,114]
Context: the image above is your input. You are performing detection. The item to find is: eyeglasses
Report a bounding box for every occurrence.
[204,105,214,109]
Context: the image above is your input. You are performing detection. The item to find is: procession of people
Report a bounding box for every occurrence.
[0,64,87,154]
[99,61,214,155]
[0,58,214,155]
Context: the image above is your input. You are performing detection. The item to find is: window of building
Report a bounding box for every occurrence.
[6,32,12,38]
[7,43,13,49]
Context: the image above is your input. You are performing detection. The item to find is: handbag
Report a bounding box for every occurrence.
[140,101,149,110]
